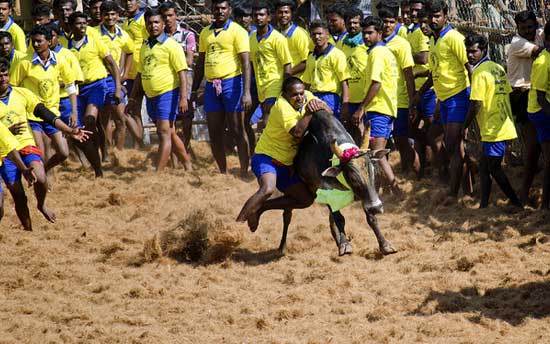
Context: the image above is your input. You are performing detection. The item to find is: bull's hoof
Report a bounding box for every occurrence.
[380,242,397,255]
[338,242,353,256]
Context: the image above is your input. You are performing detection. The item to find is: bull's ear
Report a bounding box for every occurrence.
[368,149,390,161]
[321,166,342,178]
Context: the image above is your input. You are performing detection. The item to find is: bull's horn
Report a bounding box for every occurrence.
[361,121,371,150]
[330,139,344,159]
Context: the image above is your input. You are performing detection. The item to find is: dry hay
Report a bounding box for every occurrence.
[143,209,242,264]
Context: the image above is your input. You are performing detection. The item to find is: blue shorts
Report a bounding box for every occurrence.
[78,78,107,120]
[365,112,394,139]
[314,92,341,119]
[105,76,126,105]
[250,75,259,104]
[29,120,59,136]
[59,96,72,125]
[263,97,276,106]
[418,88,436,118]
[393,108,409,137]
[440,87,470,124]
[482,141,506,157]
[528,110,550,142]
[204,75,243,113]
[251,154,300,192]
[0,153,42,185]
[146,88,180,122]
[348,103,361,115]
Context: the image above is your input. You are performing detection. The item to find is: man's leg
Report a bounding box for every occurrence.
[479,153,492,208]
[519,122,541,203]
[46,131,69,172]
[115,103,143,150]
[226,111,250,175]
[80,104,103,177]
[155,119,173,171]
[541,141,550,209]
[445,122,466,196]
[28,159,55,222]
[6,181,31,231]
[236,172,277,228]
[487,155,521,207]
[169,123,193,171]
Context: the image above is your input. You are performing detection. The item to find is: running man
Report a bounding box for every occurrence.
[416,0,472,197]
[192,0,252,175]
[127,8,192,171]
[237,77,329,231]
[463,35,521,209]
[351,15,400,194]
[302,20,350,120]
[0,57,89,230]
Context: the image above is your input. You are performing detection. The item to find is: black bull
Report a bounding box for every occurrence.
[277,109,397,256]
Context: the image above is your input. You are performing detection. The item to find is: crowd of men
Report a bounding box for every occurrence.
[0,0,549,232]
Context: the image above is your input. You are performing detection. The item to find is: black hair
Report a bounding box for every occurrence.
[252,0,272,14]
[326,2,346,18]
[410,0,425,4]
[31,3,51,17]
[144,7,163,21]
[378,6,398,19]
[361,15,384,32]
[31,25,53,41]
[68,11,87,25]
[377,0,399,10]
[0,31,12,42]
[465,34,488,51]
[514,10,537,26]
[282,76,303,93]
[158,1,178,13]
[89,0,102,6]
[233,1,252,17]
[44,22,61,35]
[275,0,296,12]
[309,19,329,31]
[426,0,448,15]
[401,0,410,7]
[417,8,428,19]
[344,7,364,22]
[0,57,10,72]
[545,22,550,39]
[0,0,11,8]
[101,1,122,14]
[53,0,77,10]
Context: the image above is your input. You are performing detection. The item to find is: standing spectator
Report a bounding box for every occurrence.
[0,0,26,52]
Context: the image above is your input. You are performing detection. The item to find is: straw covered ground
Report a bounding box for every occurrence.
[0,142,549,343]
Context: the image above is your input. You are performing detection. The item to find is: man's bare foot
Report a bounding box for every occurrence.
[38,206,56,223]
[184,161,193,171]
[247,210,260,232]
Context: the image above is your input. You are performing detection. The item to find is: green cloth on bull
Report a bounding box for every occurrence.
[315,142,356,212]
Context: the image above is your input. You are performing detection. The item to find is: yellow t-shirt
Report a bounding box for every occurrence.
[250,26,292,102]
[396,24,408,39]
[470,59,517,142]
[138,34,188,98]
[67,34,110,84]
[0,18,26,52]
[364,43,398,118]
[329,32,348,51]
[282,23,312,78]
[0,87,40,153]
[385,34,415,108]
[302,44,350,94]
[528,49,550,113]
[11,51,74,119]
[122,10,148,80]
[0,121,20,163]
[7,49,26,81]
[429,26,469,101]
[407,25,430,90]
[198,19,250,81]
[94,25,134,68]
[346,44,369,103]
[58,26,100,50]
[53,44,83,98]
[255,90,319,165]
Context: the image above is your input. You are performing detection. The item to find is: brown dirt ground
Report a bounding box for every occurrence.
[0,142,549,344]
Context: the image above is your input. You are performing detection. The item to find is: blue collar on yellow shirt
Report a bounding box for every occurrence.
[147,32,168,48]
[7,48,14,62]
[248,25,257,37]
[384,29,398,44]
[100,24,123,40]
[54,44,63,53]
[314,43,334,59]
[0,86,12,105]
[0,17,14,31]
[332,31,347,43]
[256,24,274,42]
[367,41,386,54]
[472,56,490,70]
[210,18,232,36]
[411,23,420,32]
[32,51,58,71]
[68,35,89,51]
[129,9,145,24]
[283,22,298,38]
[434,25,452,44]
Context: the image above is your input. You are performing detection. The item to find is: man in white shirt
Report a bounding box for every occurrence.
[506,10,544,204]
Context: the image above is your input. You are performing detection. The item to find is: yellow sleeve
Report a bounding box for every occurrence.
[302,55,313,84]
[276,37,292,66]
[333,52,350,82]
[294,30,311,62]
[233,26,250,55]
[122,33,135,54]
[280,104,298,133]
[469,70,485,102]
[95,38,110,59]
[169,41,188,72]
[418,34,429,53]
[9,59,25,86]
[59,58,76,85]
[0,121,19,157]
[450,33,468,66]
[69,52,84,83]
[11,25,26,52]
[198,29,207,53]
[396,41,415,70]
[19,88,41,115]
[137,45,145,73]
[531,56,549,92]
